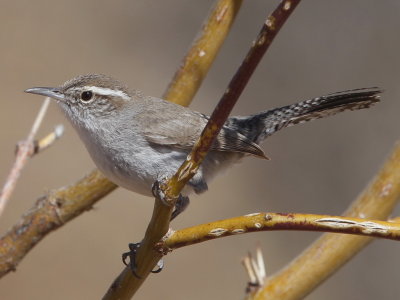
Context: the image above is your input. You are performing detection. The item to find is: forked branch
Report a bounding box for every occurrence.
[0,98,53,217]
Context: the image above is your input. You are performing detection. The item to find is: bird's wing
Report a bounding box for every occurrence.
[139,97,268,159]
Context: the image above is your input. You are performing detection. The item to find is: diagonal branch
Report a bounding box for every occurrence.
[0,0,241,278]
[0,170,116,275]
[165,0,301,198]
[162,0,242,106]
[103,1,302,299]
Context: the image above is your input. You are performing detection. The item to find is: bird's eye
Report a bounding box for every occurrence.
[81,91,93,102]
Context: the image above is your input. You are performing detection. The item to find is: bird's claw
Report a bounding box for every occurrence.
[152,259,164,273]
[122,242,164,277]
[171,195,190,220]
[122,243,142,278]
[151,180,167,202]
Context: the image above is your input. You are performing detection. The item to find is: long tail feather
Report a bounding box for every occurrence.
[227,87,382,143]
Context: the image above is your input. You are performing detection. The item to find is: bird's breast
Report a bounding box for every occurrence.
[77,125,191,196]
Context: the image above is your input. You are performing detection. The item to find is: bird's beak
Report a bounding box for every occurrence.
[24,87,65,102]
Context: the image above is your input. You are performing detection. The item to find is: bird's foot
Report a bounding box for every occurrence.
[122,243,164,277]
[152,179,169,205]
[152,180,190,220]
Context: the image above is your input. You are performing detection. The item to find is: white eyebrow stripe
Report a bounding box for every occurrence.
[83,86,130,100]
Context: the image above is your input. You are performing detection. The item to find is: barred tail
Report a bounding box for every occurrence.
[227,87,382,143]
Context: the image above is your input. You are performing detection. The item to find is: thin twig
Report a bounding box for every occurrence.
[0,97,51,217]
[33,124,64,155]
[103,1,301,299]
[242,245,267,295]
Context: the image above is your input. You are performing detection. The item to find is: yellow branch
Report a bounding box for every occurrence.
[161,213,400,251]
[163,0,241,106]
[0,170,116,276]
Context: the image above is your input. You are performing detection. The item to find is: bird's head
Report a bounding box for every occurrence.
[25,74,133,125]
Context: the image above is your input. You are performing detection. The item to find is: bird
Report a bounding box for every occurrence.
[25,74,381,217]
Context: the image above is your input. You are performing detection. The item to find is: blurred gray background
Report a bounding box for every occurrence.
[0,0,399,299]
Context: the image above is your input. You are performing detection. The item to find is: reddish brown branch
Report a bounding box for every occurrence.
[103,1,302,299]
[166,0,302,197]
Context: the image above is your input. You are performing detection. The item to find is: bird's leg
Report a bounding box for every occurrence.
[121,180,181,276]
[122,181,190,275]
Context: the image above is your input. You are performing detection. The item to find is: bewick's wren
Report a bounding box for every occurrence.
[25,74,381,206]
